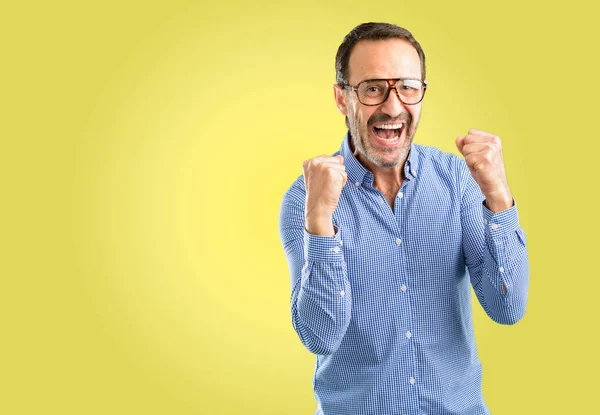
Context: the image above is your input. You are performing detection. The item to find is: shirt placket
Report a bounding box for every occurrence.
[394,180,420,414]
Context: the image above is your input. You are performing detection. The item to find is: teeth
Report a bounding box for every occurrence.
[375,123,403,129]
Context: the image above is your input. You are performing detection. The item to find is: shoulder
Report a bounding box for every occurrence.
[413,144,466,175]
[280,175,306,210]
[413,143,463,165]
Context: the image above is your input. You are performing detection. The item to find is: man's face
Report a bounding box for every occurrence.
[335,39,424,169]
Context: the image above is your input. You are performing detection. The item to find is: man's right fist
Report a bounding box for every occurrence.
[302,154,347,236]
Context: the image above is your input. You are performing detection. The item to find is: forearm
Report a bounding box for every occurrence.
[280,181,352,354]
[290,227,351,355]
[291,255,352,355]
[472,203,529,324]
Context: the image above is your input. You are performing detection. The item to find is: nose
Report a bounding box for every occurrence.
[379,86,405,117]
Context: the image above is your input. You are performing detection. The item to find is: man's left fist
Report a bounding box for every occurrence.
[456,129,513,213]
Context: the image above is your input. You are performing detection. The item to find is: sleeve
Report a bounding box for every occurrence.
[459,161,530,325]
[278,182,352,355]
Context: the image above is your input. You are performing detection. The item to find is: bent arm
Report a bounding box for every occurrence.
[460,162,529,324]
[279,184,351,355]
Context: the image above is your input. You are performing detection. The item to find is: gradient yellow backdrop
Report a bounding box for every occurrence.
[3,1,599,413]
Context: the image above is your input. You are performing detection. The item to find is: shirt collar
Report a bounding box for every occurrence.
[339,131,419,186]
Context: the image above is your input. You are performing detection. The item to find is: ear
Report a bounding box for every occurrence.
[333,84,348,116]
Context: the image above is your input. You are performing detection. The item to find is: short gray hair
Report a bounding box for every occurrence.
[335,22,426,85]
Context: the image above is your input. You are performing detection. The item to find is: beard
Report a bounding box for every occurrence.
[348,110,418,168]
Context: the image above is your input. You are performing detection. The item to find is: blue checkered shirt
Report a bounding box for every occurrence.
[278,133,529,415]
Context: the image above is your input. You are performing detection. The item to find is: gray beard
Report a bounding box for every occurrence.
[349,116,415,169]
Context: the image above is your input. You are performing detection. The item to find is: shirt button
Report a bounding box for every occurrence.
[354,181,361,187]
[409,377,416,385]
[406,331,412,339]
[395,238,402,245]
[331,246,340,253]
[483,219,488,225]
[340,290,345,297]
[400,284,407,292]
[499,266,505,273]
[491,223,499,230]
[397,192,404,199]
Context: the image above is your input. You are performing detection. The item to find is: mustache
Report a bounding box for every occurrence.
[368,112,411,127]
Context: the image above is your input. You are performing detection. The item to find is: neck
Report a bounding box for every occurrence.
[350,140,407,189]
[361,155,405,189]
[357,153,405,209]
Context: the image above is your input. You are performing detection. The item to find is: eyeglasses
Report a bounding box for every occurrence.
[342,78,427,106]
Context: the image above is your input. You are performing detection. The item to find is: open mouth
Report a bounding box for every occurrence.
[371,122,404,142]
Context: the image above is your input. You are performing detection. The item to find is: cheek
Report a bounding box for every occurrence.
[349,104,376,132]
[356,108,375,127]
[348,104,362,127]
[409,106,421,123]
[405,108,421,133]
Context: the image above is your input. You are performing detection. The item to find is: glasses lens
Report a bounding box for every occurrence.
[357,80,390,105]
[398,79,423,104]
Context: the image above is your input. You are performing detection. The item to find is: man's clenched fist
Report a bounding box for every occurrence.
[456,129,513,213]
[302,155,347,236]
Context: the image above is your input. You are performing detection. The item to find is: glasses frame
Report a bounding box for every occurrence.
[342,78,428,106]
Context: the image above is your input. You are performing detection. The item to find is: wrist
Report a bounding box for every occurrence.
[305,212,335,236]
[485,193,513,213]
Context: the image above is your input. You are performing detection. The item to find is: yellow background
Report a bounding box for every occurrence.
[2,1,599,413]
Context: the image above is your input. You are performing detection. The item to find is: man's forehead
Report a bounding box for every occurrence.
[347,38,421,83]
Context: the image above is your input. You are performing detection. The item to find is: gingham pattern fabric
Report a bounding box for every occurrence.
[278,132,529,415]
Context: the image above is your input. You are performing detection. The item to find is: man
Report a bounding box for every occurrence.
[278,22,529,415]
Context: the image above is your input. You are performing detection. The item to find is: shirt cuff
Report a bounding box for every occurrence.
[482,199,520,238]
[304,225,344,262]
